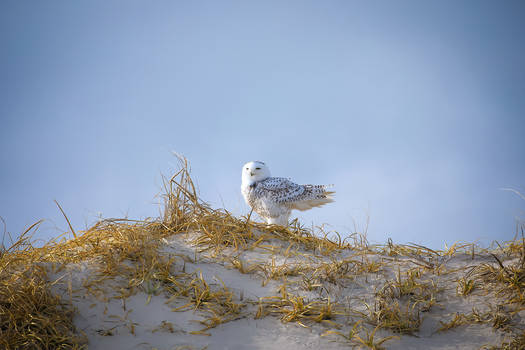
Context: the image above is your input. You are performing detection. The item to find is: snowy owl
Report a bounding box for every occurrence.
[241,161,334,226]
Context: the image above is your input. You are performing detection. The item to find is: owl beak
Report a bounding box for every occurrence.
[250,172,255,177]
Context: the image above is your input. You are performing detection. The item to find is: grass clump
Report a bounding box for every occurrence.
[456,275,477,296]
[0,233,86,349]
[472,234,525,305]
[482,331,525,350]
[323,321,399,350]
[364,297,422,335]
[256,285,343,328]
[438,305,514,333]
[360,266,442,335]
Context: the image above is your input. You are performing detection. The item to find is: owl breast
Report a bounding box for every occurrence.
[241,183,290,219]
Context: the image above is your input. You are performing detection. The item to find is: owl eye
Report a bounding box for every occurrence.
[255,167,261,170]
[245,168,249,170]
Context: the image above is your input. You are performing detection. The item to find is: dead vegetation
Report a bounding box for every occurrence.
[1,155,524,349]
[322,321,399,350]
[471,236,525,306]
[0,227,86,349]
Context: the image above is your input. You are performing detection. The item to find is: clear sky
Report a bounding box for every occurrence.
[1,1,524,248]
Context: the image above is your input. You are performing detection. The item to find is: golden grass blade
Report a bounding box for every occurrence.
[54,199,77,239]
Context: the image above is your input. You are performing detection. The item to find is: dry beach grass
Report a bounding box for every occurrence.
[1,157,524,349]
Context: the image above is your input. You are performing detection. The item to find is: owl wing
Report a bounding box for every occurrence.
[256,177,305,204]
[258,177,334,211]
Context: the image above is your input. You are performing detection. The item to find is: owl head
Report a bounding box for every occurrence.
[242,161,271,185]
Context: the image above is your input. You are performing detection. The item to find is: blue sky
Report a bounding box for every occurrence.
[1,1,524,248]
